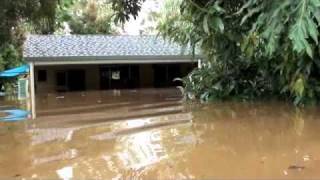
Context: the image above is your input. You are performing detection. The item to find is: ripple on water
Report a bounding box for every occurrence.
[1,89,320,179]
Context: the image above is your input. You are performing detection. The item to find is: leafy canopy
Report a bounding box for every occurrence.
[157,0,320,105]
[56,0,118,34]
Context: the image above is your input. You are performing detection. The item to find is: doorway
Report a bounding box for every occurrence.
[68,70,86,91]
[100,65,139,90]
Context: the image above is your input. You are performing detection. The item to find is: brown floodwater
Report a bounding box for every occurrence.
[0,112,6,118]
[1,88,320,179]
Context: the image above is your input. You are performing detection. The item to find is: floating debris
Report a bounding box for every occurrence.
[288,165,305,171]
[0,109,29,121]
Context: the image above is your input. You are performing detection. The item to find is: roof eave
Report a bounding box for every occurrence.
[25,55,203,66]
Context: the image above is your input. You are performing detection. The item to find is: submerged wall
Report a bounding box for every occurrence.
[34,63,196,94]
[35,65,100,93]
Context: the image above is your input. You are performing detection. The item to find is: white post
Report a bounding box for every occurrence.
[198,59,202,69]
[29,62,36,119]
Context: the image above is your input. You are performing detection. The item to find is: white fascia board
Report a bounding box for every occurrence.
[30,59,197,66]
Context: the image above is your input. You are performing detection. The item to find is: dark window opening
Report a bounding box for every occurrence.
[38,70,47,82]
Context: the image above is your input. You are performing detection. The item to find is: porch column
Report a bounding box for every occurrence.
[197,59,202,69]
[29,62,36,119]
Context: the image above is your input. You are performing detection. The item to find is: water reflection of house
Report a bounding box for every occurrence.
[27,115,196,178]
[24,35,200,94]
[109,118,196,171]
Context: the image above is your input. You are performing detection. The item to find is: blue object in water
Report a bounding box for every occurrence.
[0,65,29,78]
[0,109,29,121]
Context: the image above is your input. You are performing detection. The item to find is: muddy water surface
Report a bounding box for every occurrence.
[1,88,320,179]
[0,112,6,118]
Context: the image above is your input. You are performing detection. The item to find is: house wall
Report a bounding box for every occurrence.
[35,67,55,93]
[34,63,196,93]
[35,65,100,93]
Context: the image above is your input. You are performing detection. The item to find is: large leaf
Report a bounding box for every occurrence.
[211,16,224,33]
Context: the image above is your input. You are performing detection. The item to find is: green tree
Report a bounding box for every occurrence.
[157,0,320,105]
[0,0,58,71]
[157,0,196,44]
[0,0,59,93]
[240,0,320,105]
[111,0,146,23]
[56,0,118,34]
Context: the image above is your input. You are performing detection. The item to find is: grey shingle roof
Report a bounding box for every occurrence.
[24,35,196,60]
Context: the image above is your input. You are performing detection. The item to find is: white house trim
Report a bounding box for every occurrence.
[30,59,197,66]
[29,62,36,119]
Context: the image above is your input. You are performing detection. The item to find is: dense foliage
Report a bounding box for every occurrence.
[0,0,59,91]
[157,0,320,105]
[55,0,118,34]
[111,0,146,23]
[0,0,59,71]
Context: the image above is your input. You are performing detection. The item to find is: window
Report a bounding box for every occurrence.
[38,70,47,82]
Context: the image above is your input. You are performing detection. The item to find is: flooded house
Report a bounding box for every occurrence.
[24,35,199,94]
